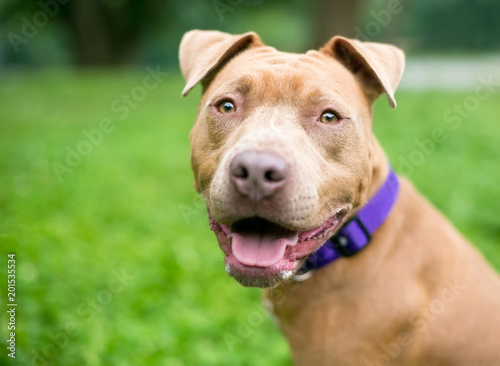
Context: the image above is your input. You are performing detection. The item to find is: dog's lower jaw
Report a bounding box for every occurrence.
[225,263,295,288]
[223,246,304,288]
[211,208,348,288]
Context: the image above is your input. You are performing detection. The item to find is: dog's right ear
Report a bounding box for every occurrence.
[179,30,263,97]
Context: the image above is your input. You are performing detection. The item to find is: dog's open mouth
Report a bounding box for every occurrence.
[209,208,348,287]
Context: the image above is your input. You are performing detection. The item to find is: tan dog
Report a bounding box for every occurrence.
[179,30,500,365]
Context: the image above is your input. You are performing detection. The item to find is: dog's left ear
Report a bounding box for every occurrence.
[321,37,405,108]
[179,30,263,97]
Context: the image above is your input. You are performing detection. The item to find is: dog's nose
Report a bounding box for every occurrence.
[229,151,289,202]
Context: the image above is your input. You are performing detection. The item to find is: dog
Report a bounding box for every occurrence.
[179,30,500,365]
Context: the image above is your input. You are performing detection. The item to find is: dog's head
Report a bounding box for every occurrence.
[179,30,404,288]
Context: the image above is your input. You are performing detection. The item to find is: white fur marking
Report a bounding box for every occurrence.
[281,270,293,280]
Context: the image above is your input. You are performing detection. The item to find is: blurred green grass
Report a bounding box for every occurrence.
[0,70,499,366]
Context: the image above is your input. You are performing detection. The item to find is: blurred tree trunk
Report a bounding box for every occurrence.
[312,0,362,47]
[1,0,166,66]
[64,0,135,66]
[60,0,165,66]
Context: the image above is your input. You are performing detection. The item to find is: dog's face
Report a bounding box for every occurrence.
[180,31,404,288]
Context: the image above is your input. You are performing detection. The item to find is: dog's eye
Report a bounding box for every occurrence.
[217,100,236,114]
[319,110,340,125]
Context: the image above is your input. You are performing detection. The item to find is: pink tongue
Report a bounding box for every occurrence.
[231,232,298,267]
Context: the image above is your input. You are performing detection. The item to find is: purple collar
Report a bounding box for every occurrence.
[299,169,399,273]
